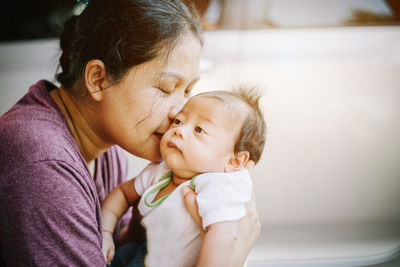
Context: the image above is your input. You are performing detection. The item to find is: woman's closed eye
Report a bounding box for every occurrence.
[184,89,192,98]
[155,86,170,95]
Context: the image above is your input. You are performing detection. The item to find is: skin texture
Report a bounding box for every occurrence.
[101,94,253,265]
[51,33,260,266]
[181,162,260,267]
[51,34,202,164]
[160,95,248,179]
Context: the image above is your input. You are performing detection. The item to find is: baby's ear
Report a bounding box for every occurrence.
[225,151,250,172]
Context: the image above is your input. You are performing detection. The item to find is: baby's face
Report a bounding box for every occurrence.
[160,95,240,178]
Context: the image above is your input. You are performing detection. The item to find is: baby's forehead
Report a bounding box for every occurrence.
[188,92,250,125]
[185,95,229,117]
[190,92,247,112]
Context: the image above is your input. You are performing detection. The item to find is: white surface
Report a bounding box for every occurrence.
[1,26,400,266]
[196,27,400,266]
[0,39,60,115]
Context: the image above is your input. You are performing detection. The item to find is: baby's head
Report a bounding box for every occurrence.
[160,86,266,178]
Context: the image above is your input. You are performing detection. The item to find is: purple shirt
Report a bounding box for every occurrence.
[0,80,129,266]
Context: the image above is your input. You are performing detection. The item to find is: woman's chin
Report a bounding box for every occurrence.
[124,144,162,163]
[145,152,163,163]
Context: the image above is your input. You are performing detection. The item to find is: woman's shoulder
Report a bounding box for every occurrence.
[0,82,82,177]
[0,116,84,179]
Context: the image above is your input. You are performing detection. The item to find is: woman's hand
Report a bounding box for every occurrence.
[181,186,206,237]
[182,160,261,266]
[229,191,261,266]
[102,231,116,265]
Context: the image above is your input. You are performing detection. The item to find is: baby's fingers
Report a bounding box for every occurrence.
[102,246,109,263]
[107,248,115,264]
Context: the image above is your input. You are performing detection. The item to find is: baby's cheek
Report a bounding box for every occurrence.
[190,148,214,168]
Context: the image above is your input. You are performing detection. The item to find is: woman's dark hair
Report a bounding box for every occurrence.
[57,0,203,95]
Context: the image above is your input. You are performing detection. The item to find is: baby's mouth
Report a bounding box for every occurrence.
[168,141,177,148]
[167,141,181,151]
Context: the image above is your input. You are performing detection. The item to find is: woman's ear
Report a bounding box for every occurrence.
[225,151,250,173]
[84,59,111,102]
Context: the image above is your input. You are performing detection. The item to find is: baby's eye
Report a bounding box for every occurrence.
[173,118,182,125]
[194,126,204,134]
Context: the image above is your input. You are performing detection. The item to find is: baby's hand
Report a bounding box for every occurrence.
[102,231,115,265]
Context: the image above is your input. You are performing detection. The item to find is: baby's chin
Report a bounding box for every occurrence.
[173,169,199,180]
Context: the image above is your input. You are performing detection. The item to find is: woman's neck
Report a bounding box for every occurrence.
[50,87,110,164]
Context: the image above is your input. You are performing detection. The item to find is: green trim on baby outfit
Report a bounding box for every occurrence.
[144,171,173,207]
[190,176,196,191]
[144,171,198,208]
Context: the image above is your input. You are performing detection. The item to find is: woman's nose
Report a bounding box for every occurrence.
[168,95,186,120]
[168,105,182,120]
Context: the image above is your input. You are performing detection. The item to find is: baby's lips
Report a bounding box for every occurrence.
[167,140,178,148]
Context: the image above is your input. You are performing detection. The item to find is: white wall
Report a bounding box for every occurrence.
[1,26,400,266]
[196,27,400,265]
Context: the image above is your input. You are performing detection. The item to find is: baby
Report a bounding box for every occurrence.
[101,86,266,266]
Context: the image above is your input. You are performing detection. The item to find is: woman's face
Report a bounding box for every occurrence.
[94,34,202,162]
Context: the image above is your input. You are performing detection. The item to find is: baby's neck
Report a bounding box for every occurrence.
[171,173,194,186]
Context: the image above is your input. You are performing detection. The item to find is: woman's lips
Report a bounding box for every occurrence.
[154,132,163,140]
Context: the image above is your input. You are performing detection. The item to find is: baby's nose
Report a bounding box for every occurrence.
[172,128,184,139]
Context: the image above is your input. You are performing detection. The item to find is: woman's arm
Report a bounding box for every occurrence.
[182,187,260,267]
[181,160,260,267]
[229,193,261,266]
[196,221,239,266]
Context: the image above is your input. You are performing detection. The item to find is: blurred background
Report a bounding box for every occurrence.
[1,0,400,266]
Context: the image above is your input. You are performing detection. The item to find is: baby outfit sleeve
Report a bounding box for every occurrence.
[194,169,253,230]
[134,162,167,196]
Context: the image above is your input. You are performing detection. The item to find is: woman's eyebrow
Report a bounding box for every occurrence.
[161,72,200,84]
[160,71,184,81]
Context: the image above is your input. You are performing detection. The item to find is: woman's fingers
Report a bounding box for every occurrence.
[181,186,205,235]
[244,160,255,174]
[244,160,255,177]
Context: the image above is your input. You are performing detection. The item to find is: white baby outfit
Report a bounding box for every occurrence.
[134,161,252,267]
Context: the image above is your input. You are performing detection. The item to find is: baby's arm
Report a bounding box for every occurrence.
[101,178,140,264]
[196,220,239,266]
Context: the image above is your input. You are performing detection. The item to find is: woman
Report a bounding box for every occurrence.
[0,0,260,266]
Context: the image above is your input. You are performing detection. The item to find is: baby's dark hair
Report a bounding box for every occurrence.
[57,0,202,95]
[231,86,266,164]
[197,86,267,164]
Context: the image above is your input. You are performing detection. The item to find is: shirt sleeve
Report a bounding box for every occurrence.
[194,169,253,230]
[0,160,106,267]
[134,162,165,196]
